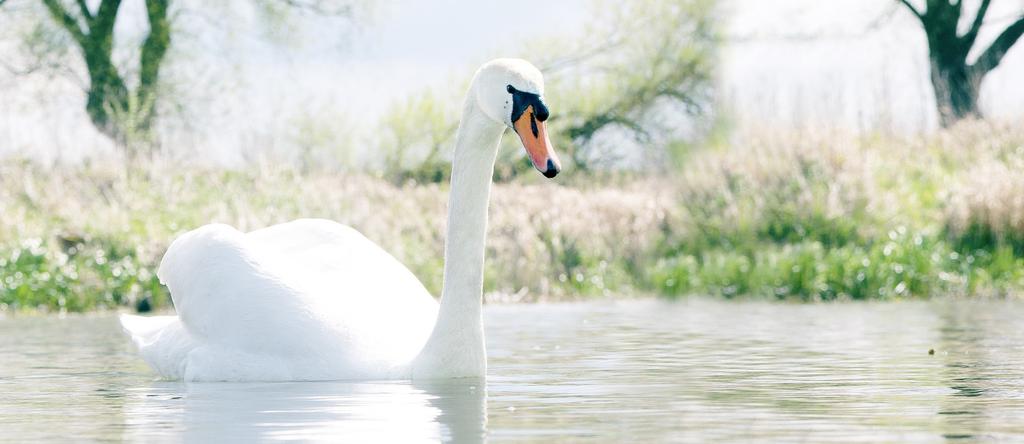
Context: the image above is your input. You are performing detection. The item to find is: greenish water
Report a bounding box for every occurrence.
[2,299,1024,442]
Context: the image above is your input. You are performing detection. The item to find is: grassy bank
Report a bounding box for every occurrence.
[3,121,1024,312]
[653,120,1024,300]
[0,162,674,311]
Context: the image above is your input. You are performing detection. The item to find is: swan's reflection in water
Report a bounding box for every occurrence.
[122,378,486,443]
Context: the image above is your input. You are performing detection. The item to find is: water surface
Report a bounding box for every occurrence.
[3,299,1024,442]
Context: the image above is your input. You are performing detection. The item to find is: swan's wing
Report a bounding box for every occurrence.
[156,223,316,355]
[246,218,435,308]
[156,220,437,363]
[247,219,439,353]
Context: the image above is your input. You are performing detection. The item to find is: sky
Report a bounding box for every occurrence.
[1,0,1023,163]
[243,0,590,120]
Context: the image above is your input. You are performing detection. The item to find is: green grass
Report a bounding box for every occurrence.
[651,229,1024,301]
[3,120,1024,312]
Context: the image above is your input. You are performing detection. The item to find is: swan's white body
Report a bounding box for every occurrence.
[121,59,554,381]
[121,220,438,380]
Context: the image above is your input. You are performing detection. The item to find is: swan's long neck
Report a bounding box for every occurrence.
[412,94,504,378]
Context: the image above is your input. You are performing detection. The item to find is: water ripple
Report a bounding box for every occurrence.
[2,299,1024,442]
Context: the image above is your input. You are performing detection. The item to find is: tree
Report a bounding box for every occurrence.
[1,0,354,153]
[376,0,719,180]
[36,0,170,147]
[898,0,1024,127]
[378,89,458,183]
[552,0,718,171]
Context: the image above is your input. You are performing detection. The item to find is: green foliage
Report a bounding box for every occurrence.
[0,163,674,312]
[651,228,1024,301]
[943,135,1024,258]
[6,121,1024,312]
[547,0,719,170]
[649,121,1024,300]
[378,89,459,183]
[374,0,720,182]
[529,229,635,298]
[0,237,166,312]
[284,104,356,173]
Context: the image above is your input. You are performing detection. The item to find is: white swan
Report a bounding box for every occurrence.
[120,59,561,381]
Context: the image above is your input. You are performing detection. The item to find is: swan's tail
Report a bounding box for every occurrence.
[119,314,193,379]
[120,314,177,342]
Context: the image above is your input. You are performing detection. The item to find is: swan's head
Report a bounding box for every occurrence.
[473,58,561,178]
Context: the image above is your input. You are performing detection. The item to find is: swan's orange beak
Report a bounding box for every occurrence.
[513,105,561,178]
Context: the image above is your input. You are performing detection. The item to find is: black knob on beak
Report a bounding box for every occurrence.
[542,158,560,178]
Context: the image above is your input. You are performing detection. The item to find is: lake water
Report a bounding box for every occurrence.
[2,299,1024,442]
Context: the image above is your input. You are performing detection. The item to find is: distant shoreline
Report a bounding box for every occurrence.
[3,120,1024,312]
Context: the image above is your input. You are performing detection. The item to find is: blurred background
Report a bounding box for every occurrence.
[2,0,1024,312]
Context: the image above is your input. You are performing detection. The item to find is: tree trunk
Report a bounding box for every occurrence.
[84,58,130,142]
[137,0,170,133]
[898,0,1024,128]
[919,0,982,127]
[39,0,169,151]
[928,58,981,127]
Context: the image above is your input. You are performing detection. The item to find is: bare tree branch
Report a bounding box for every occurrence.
[76,0,93,22]
[898,0,924,21]
[40,0,88,47]
[961,0,991,49]
[540,34,626,74]
[276,0,352,16]
[137,0,170,127]
[93,0,123,36]
[972,15,1024,75]
[0,58,38,76]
